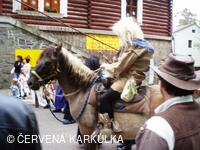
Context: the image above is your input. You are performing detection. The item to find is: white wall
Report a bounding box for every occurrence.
[173,24,200,67]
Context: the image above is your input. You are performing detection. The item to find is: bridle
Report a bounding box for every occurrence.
[31,61,82,97]
[31,63,61,85]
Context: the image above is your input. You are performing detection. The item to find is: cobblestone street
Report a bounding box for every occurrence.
[0,89,117,150]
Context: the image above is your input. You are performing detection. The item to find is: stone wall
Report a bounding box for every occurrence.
[0,26,51,88]
[148,39,172,65]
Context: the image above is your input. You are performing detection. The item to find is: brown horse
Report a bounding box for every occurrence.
[28,45,164,149]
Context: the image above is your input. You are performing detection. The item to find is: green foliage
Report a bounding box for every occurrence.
[177,8,197,26]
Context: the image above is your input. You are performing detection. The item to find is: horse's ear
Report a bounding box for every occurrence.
[56,43,62,52]
[53,43,62,57]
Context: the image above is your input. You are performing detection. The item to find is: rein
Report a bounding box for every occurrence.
[31,68,60,85]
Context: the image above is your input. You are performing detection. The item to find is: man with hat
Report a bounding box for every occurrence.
[133,53,200,150]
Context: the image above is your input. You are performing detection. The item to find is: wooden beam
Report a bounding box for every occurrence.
[0,0,3,14]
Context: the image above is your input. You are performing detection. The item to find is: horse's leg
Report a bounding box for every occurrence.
[76,126,83,144]
[117,140,135,150]
[85,143,97,150]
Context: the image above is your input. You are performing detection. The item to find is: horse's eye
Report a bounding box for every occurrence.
[45,61,51,65]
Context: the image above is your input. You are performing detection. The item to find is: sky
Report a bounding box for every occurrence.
[173,0,200,27]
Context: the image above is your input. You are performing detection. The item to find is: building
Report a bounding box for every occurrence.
[173,23,200,68]
[0,0,173,88]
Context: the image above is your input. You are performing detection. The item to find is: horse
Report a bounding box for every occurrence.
[27,45,164,150]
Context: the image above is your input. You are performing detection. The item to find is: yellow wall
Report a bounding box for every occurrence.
[15,49,43,67]
[86,34,120,51]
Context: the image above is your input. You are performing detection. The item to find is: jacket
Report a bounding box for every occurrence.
[0,93,41,150]
[105,39,154,92]
[134,95,200,150]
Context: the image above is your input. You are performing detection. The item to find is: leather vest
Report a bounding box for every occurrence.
[159,102,200,150]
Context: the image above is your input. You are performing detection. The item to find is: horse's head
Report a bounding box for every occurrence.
[27,44,62,90]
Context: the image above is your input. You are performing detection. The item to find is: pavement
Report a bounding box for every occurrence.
[0,89,117,150]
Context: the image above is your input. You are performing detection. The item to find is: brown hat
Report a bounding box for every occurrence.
[152,53,200,90]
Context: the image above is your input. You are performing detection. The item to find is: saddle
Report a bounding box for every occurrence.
[88,83,151,115]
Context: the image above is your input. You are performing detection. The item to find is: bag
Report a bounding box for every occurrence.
[10,67,15,74]
[121,77,137,102]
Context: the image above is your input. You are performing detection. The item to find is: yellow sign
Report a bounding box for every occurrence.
[15,49,43,67]
[86,34,120,51]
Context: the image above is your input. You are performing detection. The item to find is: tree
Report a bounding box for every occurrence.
[176,8,197,26]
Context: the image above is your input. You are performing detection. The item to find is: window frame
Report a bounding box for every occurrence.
[126,0,137,17]
[121,0,143,25]
[12,0,67,17]
[21,0,38,11]
[44,0,60,13]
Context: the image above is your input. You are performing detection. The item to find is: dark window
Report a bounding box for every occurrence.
[22,0,38,11]
[188,40,192,48]
[44,0,60,13]
[126,0,137,17]
[192,29,196,33]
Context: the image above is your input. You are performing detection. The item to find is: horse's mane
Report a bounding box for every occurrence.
[59,48,95,88]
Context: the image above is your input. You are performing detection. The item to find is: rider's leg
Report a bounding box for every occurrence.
[91,88,122,138]
[99,88,120,119]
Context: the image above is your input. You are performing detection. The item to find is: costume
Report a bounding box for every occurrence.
[135,95,200,150]
[92,17,154,139]
[134,53,200,150]
[104,39,154,93]
[99,39,154,129]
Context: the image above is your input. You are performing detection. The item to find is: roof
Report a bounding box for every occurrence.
[173,22,200,33]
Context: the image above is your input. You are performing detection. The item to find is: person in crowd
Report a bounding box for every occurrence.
[42,80,55,109]
[23,56,31,79]
[85,55,100,71]
[133,53,200,150]
[10,78,20,98]
[18,68,29,98]
[53,85,66,113]
[0,93,41,150]
[93,17,154,138]
[14,55,23,79]
[22,56,31,96]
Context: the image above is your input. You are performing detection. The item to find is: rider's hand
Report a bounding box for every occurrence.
[102,77,112,88]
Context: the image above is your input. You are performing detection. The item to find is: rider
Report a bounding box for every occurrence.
[93,17,155,137]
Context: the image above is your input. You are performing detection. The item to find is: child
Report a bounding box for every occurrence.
[18,68,29,98]
[10,78,20,98]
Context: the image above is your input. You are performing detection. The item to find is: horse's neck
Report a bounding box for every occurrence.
[57,74,78,94]
[57,49,95,93]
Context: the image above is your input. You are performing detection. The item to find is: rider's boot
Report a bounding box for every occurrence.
[91,113,113,140]
[111,118,122,133]
[98,113,113,140]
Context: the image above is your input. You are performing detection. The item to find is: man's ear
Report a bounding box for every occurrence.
[159,80,165,96]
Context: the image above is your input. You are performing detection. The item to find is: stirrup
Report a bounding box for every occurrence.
[91,124,103,138]
[111,119,122,133]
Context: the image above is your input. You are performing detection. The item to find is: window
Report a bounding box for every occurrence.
[192,29,196,33]
[13,0,67,16]
[121,0,143,24]
[22,0,38,11]
[188,40,192,48]
[44,0,60,13]
[126,0,137,17]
